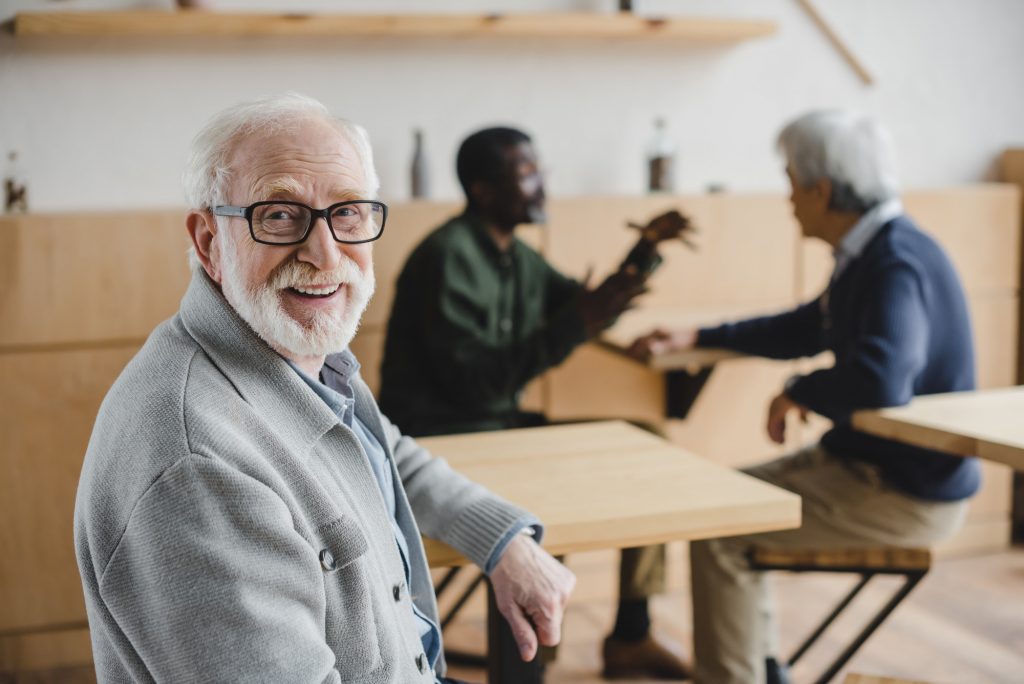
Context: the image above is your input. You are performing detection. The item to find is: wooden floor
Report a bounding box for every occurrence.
[5,547,1022,684]
[441,544,1024,684]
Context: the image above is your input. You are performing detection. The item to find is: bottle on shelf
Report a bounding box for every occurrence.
[410,128,429,199]
[646,118,675,193]
[4,151,28,214]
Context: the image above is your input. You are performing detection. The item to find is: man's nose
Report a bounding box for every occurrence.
[296,216,343,271]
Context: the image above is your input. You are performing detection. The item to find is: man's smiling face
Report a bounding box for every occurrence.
[211,116,376,360]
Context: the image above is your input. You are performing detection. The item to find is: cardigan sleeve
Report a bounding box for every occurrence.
[385,413,541,572]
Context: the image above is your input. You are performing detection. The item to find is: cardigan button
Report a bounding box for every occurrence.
[392,582,403,601]
[415,653,427,673]
[319,549,336,572]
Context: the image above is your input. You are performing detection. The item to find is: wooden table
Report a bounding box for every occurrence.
[418,421,801,683]
[599,308,746,418]
[852,386,1024,470]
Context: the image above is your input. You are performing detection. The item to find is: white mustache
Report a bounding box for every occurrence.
[267,258,369,291]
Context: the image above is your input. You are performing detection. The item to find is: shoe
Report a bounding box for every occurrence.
[601,634,691,680]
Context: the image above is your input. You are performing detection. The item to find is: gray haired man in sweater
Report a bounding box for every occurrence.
[74,94,575,683]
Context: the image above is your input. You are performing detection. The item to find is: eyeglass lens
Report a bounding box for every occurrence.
[252,202,385,243]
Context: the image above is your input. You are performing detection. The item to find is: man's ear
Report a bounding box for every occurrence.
[186,210,222,283]
[468,180,493,210]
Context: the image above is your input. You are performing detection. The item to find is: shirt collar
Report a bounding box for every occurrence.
[463,210,519,266]
[287,350,361,427]
[833,198,904,277]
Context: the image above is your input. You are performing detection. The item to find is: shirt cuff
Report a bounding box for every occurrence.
[483,517,543,574]
[695,326,723,348]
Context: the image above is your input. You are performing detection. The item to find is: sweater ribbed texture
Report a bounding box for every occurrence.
[699,217,980,501]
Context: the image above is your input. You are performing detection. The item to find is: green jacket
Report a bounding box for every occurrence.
[380,212,586,436]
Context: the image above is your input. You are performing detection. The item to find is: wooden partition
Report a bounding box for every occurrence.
[1,184,1018,672]
[999,149,1024,543]
[0,210,191,673]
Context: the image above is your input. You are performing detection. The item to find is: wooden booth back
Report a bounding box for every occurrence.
[1,185,1018,673]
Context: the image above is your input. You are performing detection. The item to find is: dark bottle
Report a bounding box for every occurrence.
[410,128,428,199]
[646,118,674,193]
[4,151,28,214]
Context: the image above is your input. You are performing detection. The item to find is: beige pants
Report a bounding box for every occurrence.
[690,445,969,684]
[620,543,667,600]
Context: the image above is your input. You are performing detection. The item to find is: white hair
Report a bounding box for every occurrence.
[182,92,380,210]
[777,110,899,213]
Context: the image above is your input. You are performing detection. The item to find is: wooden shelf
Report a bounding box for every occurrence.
[10,10,776,42]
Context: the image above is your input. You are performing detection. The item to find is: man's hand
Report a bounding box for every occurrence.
[579,268,648,338]
[626,327,698,361]
[766,391,809,444]
[489,534,576,662]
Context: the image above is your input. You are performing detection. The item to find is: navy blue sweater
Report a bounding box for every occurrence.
[699,217,980,501]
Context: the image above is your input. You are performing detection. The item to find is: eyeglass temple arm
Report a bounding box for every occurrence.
[212,205,247,217]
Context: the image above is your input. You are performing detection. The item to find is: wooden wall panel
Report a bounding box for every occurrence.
[967,462,1013,519]
[971,296,1020,390]
[362,201,460,328]
[998,149,1024,544]
[0,627,92,673]
[546,194,798,311]
[0,346,138,632]
[545,344,664,427]
[0,211,190,349]
[902,185,1020,296]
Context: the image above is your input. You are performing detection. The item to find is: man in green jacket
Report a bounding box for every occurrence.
[380,126,688,680]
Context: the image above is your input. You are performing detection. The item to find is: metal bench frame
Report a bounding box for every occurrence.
[749,548,931,684]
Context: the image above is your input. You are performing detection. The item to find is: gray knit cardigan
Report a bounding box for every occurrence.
[75,271,533,683]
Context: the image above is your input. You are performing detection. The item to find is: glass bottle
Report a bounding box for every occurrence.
[4,151,28,214]
[410,128,428,199]
[646,118,674,193]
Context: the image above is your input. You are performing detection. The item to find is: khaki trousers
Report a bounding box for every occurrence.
[620,544,667,599]
[690,445,969,684]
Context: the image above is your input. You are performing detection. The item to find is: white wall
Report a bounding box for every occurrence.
[2,0,1023,212]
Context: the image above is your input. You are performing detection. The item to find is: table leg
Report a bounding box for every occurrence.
[486,579,545,684]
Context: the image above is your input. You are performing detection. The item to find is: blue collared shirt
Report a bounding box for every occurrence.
[289,353,441,678]
[290,351,534,678]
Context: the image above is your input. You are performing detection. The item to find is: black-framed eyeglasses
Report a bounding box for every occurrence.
[212,200,387,246]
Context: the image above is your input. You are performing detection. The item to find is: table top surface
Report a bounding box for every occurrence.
[417,421,801,566]
[600,307,746,371]
[852,386,1024,470]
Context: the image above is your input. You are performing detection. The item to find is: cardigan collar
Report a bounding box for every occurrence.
[179,269,342,456]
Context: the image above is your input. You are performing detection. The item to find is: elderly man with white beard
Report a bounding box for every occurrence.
[73,94,575,684]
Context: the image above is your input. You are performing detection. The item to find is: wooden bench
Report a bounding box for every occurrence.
[749,546,932,684]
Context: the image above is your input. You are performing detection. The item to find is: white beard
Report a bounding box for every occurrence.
[218,239,375,359]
